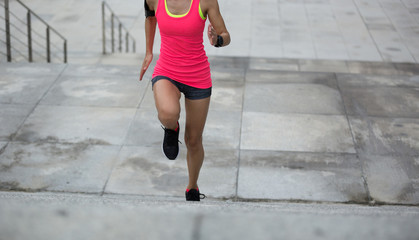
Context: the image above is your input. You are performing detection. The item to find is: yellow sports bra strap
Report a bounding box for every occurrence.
[165,0,194,18]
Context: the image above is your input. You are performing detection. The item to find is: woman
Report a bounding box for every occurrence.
[139,0,230,201]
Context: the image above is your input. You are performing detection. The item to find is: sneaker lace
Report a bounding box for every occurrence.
[162,126,182,146]
[200,193,206,200]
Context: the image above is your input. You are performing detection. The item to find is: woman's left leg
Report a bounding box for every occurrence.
[184,96,210,190]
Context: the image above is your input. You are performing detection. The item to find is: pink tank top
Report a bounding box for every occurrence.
[152,0,211,89]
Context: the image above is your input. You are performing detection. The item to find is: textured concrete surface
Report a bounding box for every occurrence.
[1,0,419,239]
[1,192,419,240]
[2,0,419,63]
[1,60,419,205]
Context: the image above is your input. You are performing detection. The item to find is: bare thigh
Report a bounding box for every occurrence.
[153,79,181,129]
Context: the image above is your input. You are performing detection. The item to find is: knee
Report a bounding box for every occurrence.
[184,134,203,150]
[158,107,179,124]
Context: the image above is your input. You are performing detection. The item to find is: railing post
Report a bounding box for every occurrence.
[5,0,12,62]
[101,2,136,55]
[46,27,50,63]
[118,23,122,52]
[111,13,115,53]
[64,40,67,63]
[27,10,33,62]
[126,33,129,53]
[102,1,106,54]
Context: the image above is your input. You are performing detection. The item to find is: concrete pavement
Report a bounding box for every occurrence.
[1,57,419,203]
[2,0,419,63]
[1,191,419,240]
[1,0,419,239]
[1,58,419,238]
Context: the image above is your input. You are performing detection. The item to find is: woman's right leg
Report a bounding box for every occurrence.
[153,79,181,130]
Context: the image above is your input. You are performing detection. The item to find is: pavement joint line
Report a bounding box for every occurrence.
[99,79,152,196]
[7,64,69,143]
[136,72,152,109]
[233,62,249,202]
[332,72,372,204]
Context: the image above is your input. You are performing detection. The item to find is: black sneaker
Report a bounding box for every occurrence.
[162,122,179,160]
[185,189,206,201]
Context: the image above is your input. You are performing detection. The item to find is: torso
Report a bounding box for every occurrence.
[151,0,212,89]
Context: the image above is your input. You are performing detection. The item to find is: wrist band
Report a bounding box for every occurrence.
[215,35,223,48]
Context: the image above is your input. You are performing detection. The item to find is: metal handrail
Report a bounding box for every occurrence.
[102,1,136,54]
[3,0,67,63]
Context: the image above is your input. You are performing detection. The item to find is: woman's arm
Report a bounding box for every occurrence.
[203,0,230,47]
[140,0,157,81]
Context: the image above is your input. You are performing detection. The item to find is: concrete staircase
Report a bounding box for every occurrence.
[1,57,419,202]
[1,56,419,239]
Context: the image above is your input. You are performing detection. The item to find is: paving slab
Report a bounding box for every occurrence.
[98,53,143,66]
[347,61,400,75]
[237,150,366,203]
[361,154,419,205]
[246,70,338,86]
[349,116,419,156]
[341,87,419,118]
[210,80,244,111]
[39,75,148,108]
[105,146,238,198]
[249,58,300,71]
[349,115,419,204]
[394,62,419,75]
[369,29,416,62]
[0,63,67,76]
[0,73,60,105]
[63,64,141,77]
[0,141,7,151]
[313,33,349,61]
[207,56,249,69]
[210,68,246,83]
[345,43,383,62]
[0,142,120,193]
[337,73,419,88]
[241,112,356,153]
[124,109,162,147]
[243,83,344,115]
[298,59,349,73]
[137,83,156,110]
[14,105,136,145]
[204,110,242,149]
[105,146,189,197]
[0,104,33,141]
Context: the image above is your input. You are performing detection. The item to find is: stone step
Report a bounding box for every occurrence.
[1,191,419,240]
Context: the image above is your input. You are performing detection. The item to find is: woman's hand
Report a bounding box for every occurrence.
[207,24,218,46]
[139,53,153,81]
